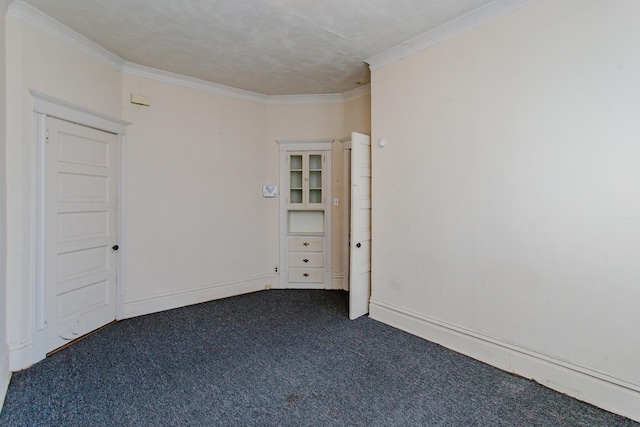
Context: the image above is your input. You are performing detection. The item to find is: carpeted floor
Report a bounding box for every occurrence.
[1,290,637,426]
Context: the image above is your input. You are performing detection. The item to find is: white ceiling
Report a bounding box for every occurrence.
[20,0,500,95]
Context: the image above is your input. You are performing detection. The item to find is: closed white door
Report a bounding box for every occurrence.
[349,132,371,320]
[45,117,118,352]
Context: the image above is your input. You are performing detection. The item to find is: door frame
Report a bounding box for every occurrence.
[341,138,352,292]
[31,92,129,363]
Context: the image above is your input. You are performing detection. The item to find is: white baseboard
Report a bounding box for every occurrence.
[268,275,282,289]
[8,338,40,372]
[283,283,326,290]
[123,275,271,319]
[0,345,11,413]
[369,298,640,423]
[332,275,344,290]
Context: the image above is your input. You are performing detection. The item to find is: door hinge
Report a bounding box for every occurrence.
[44,311,48,327]
[45,129,50,144]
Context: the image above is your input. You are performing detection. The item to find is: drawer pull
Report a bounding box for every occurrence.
[303,259,309,263]
[303,242,310,246]
[303,273,309,277]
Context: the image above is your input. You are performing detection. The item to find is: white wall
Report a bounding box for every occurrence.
[0,0,12,408]
[343,92,371,137]
[121,74,271,317]
[370,0,640,421]
[5,16,122,369]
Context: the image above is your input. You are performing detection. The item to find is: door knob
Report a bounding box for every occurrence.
[356,243,361,248]
[112,245,119,251]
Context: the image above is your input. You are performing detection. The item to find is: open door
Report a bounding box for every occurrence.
[45,117,119,352]
[349,132,371,320]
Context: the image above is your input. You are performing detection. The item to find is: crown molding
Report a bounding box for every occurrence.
[8,0,124,70]
[366,0,536,70]
[277,139,333,151]
[267,93,344,105]
[122,62,270,104]
[342,84,371,102]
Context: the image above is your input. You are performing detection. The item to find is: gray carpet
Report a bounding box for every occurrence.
[1,290,637,426]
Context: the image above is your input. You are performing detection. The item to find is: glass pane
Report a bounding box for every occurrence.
[309,189,322,204]
[309,171,321,189]
[290,171,302,188]
[309,154,322,170]
[290,155,303,170]
[290,189,303,203]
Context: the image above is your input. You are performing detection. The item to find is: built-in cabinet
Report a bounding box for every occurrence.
[279,141,332,289]
[287,152,324,209]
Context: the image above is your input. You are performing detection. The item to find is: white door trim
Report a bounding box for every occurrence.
[116,134,127,320]
[31,91,130,134]
[32,92,129,364]
[342,138,351,292]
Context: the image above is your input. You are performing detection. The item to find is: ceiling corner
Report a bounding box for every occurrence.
[366,0,537,70]
[343,84,371,102]
[8,0,124,70]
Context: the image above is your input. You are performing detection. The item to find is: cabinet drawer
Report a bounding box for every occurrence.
[288,268,324,283]
[288,252,324,268]
[288,237,323,252]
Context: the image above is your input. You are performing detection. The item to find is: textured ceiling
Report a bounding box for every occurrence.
[21,0,497,95]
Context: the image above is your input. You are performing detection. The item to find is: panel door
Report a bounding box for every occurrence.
[45,117,118,352]
[349,132,372,320]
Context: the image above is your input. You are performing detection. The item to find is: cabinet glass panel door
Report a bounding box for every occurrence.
[290,155,303,205]
[308,154,322,205]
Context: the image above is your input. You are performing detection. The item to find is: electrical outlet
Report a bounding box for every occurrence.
[274,266,279,273]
